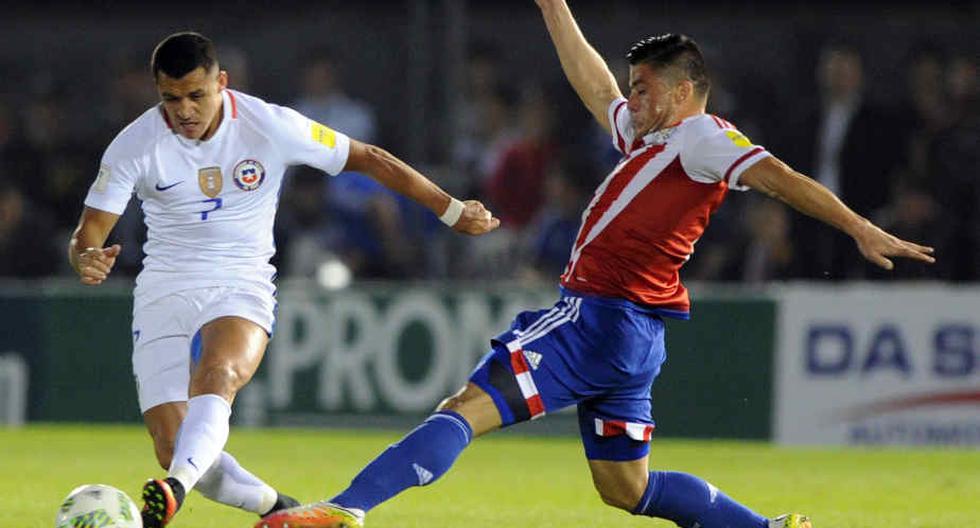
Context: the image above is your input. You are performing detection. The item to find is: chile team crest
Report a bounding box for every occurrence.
[233,159,265,191]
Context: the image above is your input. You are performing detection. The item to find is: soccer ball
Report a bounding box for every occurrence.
[55,484,141,528]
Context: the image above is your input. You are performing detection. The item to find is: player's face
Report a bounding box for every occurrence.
[156,66,228,140]
[627,63,680,136]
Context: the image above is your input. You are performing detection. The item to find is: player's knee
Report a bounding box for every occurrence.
[435,384,476,412]
[193,362,251,395]
[435,394,464,412]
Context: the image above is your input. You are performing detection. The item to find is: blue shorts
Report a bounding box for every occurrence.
[469,289,666,461]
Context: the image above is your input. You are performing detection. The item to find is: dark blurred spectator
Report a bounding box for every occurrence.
[520,152,595,281]
[483,83,558,230]
[734,197,796,283]
[0,101,14,176]
[777,42,902,280]
[295,51,377,142]
[218,45,252,92]
[900,45,953,185]
[323,172,419,278]
[868,181,943,280]
[101,54,158,134]
[289,51,426,279]
[16,85,100,230]
[275,167,343,277]
[452,43,520,195]
[0,184,59,278]
[929,54,979,281]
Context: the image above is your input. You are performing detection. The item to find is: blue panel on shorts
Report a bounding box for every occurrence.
[190,329,203,365]
[469,290,665,460]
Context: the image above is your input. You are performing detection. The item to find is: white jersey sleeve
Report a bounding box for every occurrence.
[268,104,351,175]
[83,124,147,215]
[607,97,638,156]
[681,117,770,191]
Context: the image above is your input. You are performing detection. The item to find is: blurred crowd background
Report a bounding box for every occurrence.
[0,0,976,284]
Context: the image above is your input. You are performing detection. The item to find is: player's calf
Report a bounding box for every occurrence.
[151,444,174,471]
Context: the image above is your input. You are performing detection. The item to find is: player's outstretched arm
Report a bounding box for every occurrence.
[536,0,622,132]
[739,156,936,270]
[68,207,122,285]
[344,140,500,236]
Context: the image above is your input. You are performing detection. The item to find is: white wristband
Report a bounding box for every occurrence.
[439,198,465,227]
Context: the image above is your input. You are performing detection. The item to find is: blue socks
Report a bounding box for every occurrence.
[329,412,765,527]
[633,471,768,528]
[331,411,473,512]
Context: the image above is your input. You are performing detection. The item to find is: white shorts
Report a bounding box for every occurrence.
[131,286,276,413]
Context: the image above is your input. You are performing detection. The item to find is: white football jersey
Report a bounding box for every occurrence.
[84,89,351,304]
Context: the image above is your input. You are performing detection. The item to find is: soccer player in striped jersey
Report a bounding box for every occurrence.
[69,32,499,528]
[258,2,935,527]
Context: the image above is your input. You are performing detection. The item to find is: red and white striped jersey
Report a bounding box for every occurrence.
[559,97,770,318]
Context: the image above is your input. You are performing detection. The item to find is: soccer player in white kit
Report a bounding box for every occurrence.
[68,32,499,528]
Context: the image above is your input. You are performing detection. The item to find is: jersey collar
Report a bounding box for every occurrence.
[639,114,700,146]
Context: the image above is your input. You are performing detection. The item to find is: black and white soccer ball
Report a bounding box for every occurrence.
[55,484,141,528]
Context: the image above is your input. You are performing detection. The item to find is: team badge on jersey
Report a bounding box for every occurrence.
[233,159,265,191]
[198,166,223,198]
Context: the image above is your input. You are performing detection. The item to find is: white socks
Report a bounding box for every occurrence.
[168,394,231,492]
[195,451,278,514]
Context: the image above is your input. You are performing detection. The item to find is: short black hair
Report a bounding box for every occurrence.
[626,34,710,96]
[151,32,218,79]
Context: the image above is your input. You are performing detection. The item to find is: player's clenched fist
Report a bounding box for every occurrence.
[452,200,501,235]
[74,244,121,285]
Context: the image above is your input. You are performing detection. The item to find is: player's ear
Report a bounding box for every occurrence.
[674,80,693,104]
[217,70,229,90]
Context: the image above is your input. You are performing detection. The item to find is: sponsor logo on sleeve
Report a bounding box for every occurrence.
[93,164,111,193]
[310,121,337,148]
[232,159,265,191]
[724,130,754,148]
[198,166,223,197]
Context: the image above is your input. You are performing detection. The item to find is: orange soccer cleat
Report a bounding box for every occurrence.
[255,501,364,528]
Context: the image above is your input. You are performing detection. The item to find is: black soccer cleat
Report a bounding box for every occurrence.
[262,491,302,516]
[140,477,185,528]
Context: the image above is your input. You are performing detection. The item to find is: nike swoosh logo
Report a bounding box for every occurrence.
[187,457,198,471]
[155,181,184,191]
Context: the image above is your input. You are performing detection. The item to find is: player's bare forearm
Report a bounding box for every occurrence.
[345,141,500,235]
[740,156,935,270]
[741,157,863,235]
[69,207,122,285]
[536,0,621,131]
[346,141,452,216]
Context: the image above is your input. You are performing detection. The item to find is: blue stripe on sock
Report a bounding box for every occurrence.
[430,410,473,444]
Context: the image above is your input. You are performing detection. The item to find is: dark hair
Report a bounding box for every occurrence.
[151,32,218,79]
[626,34,710,96]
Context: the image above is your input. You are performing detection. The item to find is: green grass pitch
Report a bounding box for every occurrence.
[2,425,976,527]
